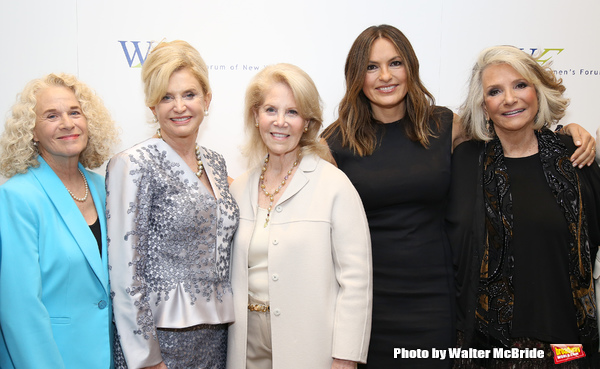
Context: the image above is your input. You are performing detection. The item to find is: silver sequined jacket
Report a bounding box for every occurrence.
[106,138,239,368]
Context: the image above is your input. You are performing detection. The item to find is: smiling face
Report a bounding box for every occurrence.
[255,82,308,159]
[482,63,539,140]
[33,85,88,165]
[362,37,408,122]
[150,67,211,142]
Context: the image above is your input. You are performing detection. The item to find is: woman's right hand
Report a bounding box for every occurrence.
[143,362,168,369]
[332,358,357,369]
[559,123,597,167]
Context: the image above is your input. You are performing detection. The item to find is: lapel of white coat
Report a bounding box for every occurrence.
[276,154,318,206]
[247,169,260,218]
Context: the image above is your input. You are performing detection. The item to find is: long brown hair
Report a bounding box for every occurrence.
[322,24,438,156]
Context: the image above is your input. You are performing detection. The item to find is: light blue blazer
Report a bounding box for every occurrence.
[0,157,113,369]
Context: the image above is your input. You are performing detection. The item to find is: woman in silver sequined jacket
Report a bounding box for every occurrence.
[106,40,239,369]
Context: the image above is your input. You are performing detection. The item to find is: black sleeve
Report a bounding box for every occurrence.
[446,140,485,336]
[559,135,600,258]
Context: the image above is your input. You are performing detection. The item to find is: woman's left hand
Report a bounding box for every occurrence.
[560,123,597,167]
[332,358,357,369]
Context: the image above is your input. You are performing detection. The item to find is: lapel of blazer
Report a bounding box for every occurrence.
[199,146,222,203]
[198,147,225,247]
[160,140,221,202]
[31,157,108,295]
[85,168,110,295]
[276,153,318,206]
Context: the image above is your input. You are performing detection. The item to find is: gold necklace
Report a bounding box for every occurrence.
[156,128,204,178]
[259,153,300,228]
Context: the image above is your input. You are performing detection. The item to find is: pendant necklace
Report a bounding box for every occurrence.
[259,153,300,227]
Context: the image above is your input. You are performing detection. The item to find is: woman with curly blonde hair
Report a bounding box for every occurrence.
[0,73,118,369]
[0,74,117,177]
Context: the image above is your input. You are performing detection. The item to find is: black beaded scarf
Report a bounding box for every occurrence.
[475,128,597,348]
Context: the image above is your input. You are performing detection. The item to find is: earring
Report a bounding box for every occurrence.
[153,115,158,123]
[204,110,209,116]
[32,141,38,147]
[486,118,494,133]
[303,126,308,133]
[255,122,259,128]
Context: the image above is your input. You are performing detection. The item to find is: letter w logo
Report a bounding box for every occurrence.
[119,41,154,68]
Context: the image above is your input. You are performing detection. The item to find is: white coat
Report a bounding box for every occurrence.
[226,153,372,369]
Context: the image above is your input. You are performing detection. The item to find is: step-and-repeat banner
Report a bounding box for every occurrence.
[1,0,598,182]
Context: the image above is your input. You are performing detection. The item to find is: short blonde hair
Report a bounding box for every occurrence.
[243,63,328,167]
[0,73,119,177]
[142,40,211,108]
[461,45,568,141]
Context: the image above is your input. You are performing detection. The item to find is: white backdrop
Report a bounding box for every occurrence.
[1,0,599,183]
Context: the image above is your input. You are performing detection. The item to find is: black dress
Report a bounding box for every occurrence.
[326,106,454,368]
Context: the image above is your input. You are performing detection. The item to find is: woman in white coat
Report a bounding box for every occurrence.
[226,63,372,369]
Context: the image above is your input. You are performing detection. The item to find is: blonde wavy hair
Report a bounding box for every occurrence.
[142,40,211,109]
[243,63,329,167]
[0,73,119,177]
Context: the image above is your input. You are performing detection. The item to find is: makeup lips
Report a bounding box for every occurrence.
[57,134,81,140]
[502,109,525,117]
[170,116,192,123]
[270,132,290,139]
[376,84,398,93]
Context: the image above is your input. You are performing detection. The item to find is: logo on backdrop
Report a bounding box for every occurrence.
[117,42,597,78]
[118,40,265,72]
[521,47,598,77]
[521,48,564,66]
[119,41,155,68]
[118,41,265,72]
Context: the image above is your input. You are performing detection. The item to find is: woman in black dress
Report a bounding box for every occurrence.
[321,25,597,369]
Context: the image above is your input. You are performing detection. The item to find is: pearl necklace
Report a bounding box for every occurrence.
[66,169,89,202]
[259,153,300,228]
[156,128,204,178]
